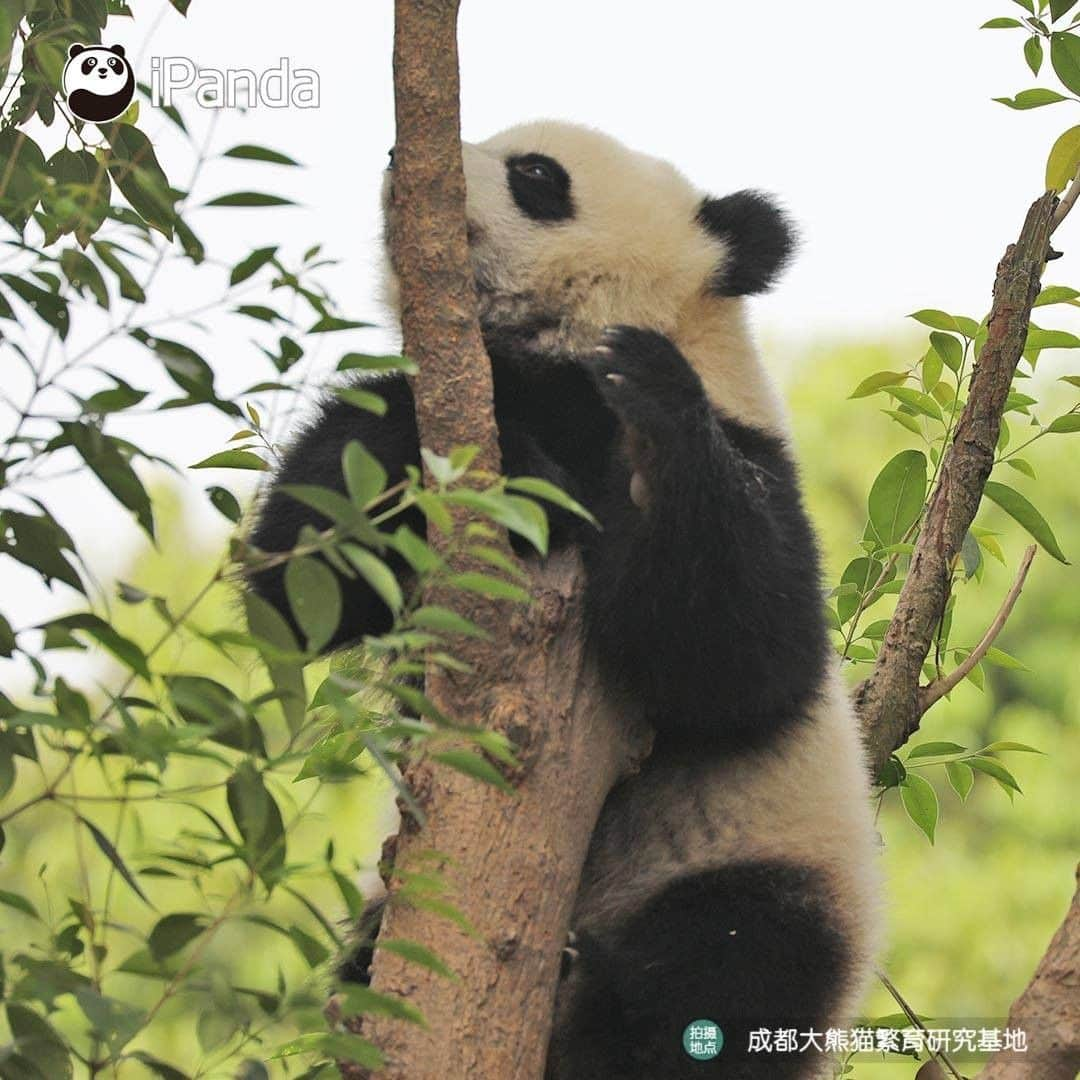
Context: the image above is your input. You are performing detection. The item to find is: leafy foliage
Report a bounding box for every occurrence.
[0,3,584,1075]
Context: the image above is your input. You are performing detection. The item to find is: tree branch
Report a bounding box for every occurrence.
[978,868,1080,1079]
[855,191,1058,776]
[917,544,1036,713]
[349,4,651,1077]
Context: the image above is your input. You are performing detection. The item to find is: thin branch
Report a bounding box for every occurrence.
[918,544,1036,712]
[876,969,964,1080]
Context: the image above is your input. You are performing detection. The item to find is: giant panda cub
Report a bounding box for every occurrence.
[248,121,881,1079]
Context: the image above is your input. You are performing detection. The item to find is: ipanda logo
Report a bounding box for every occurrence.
[62,43,136,124]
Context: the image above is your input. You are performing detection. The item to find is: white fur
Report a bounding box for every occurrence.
[382,121,789,435]
[382,121,882,1026]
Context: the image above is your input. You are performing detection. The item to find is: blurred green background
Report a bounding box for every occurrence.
[2,334,1077,1077]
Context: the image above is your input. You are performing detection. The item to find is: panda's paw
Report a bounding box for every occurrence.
[587,326,706,438]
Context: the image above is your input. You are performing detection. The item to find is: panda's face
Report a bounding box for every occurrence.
[382,121,794,393]
[64,47,129,96]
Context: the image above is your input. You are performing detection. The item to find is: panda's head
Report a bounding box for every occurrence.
[63,44,135,124]
[382,121,796,432]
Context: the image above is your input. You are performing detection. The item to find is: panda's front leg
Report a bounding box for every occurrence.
[581,326,828,747]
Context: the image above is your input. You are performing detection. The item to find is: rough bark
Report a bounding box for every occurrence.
[350,4,651,1078]
[978,869,1080,1079]
[854,191,1058,777]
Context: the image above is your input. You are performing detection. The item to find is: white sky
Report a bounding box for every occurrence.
[4,0,1080,678]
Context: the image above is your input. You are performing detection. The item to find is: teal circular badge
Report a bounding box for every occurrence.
[682,1019,723,1061]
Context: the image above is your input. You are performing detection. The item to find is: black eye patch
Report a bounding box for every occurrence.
[506,153,574,223]
[81,56,98,75]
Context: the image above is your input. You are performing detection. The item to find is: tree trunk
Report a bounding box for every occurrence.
[979,868,1080,1079]
[352,4,651,1077]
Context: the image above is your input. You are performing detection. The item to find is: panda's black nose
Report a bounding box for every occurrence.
[387,147,395,171]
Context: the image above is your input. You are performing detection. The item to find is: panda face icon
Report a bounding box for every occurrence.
[63,44,136,124]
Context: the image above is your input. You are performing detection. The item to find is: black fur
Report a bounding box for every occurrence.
[697,191,796,296]
[506,153,575,222]
[545,861,850,1080]
[248,327,827,751]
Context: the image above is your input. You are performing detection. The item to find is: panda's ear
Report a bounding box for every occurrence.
[696,190,797,296]
[108,44,126,58]
[68,43,86,59]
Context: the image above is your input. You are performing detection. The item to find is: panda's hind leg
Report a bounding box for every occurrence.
[548,860,852,1080]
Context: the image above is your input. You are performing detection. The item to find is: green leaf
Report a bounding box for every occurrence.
[309,316,372,334]
[448,572,531,604]
[968,755,1023,793]
[848,371,909,399]
[230,245,278,286]
[884,409,923,435]
[5,1004,72,1080]
[340,545,403,615]
[1035,284,1080,306]
[984,647,1029,670]
[104,123,177,237]
[409,605,490,639]
[1026,324,1080,348]
[223,144,302,166]
[285,556,343,653]
[204,192,296,208]
[506,476,599,525]
[41,614,150,679]
[899,774,939,843]
[883,386,943,421]
[868,450,927,547]
[1026,34,1045,75]
[338,353,418,374]
[60,249,109,309]
[983,480,1068,562]
[909,309,971,335]
[994,87,1068,108]
[190,449,268,470]
[334,386,388,415]
[982,740,1043,753]
[76,814,153,907]
[431,749,514,793]
[921,347,943,392]
[227,762,287,888]
[1045,121,1080,190]
[343,441,387,507]
[62,422,155,537]
[981,16,1024,26]
[0,273,70,339]
[148,913,207,961]
[930,334,965,377]
[1048,412,1080,432]
[74,988,143,1053]
[0,888,41,920]
[94,241,145,302]
[1051,0,1080,20]
[272,1033,382,1068]
[244,592,307,733]
[945,761,975,802]
[1004,457,1037,479]
[336,984,426,1026]
[207,485,243,522]
[376,938,458,980]
[907,741,968,760]
[445,489,549,554]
